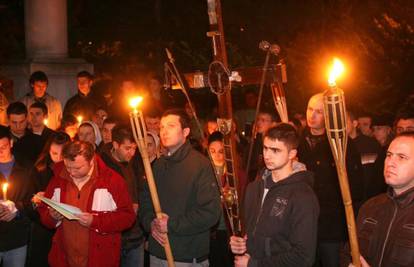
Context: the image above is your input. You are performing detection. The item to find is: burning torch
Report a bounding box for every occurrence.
[323,58,360,267]
[129,97,175,267]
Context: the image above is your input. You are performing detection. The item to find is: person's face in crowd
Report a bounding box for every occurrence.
[146,135,157,160]
[358,117,373,136]
[102,122,116,144]
[293,113,307,128]
[32,81,47,98]
[346,116,358,136]
[145,117,161,134]
[263,137,296,171]
[9,114,27,137]
[384,136,414,195]
[372,125,391,146]
[65,123,78,140]
[256,113,274,134]
[207,121,218,135]
[184,103,193,118]
[113,139,137,162]
[93,109,108,130]
[160,114,190,151]
[209,140,225,167]
[64,155,93,180]
[121,81,136,96]
[49,143,64,163]
[306,95,325,133]
[78,125,96,145]
[245,92,258,109]
[396,118,414,135]
[0,137,12,163]
[29,107,47,129]
[77,77,93,96]
[149,79,162,94]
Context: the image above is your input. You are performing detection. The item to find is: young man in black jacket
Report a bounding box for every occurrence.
[99,124,145,267]
[230,123,320,267]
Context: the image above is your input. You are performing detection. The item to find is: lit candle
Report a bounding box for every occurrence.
[2,183,8,201]
[43,118,49,126]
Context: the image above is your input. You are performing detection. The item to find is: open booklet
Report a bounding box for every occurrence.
[37,195,82,221]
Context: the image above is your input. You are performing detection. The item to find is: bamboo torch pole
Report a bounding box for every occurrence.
[323,58,360,267]
[128,97,175,267]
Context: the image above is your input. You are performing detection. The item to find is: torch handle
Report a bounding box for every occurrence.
[336,162,361,267]
[130,113,176,267]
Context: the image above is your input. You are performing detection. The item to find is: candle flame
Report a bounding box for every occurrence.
[43,119,48,126]
[2,183,8,200]
[76,115,83,124]
[129,96,143,109]
[328,58,345,87]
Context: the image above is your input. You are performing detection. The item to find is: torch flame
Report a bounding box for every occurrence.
[76,115,83,124]
[129,96,143,110]
[328,58,345,87]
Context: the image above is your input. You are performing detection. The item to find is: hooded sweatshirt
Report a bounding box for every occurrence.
[243,169,320,267]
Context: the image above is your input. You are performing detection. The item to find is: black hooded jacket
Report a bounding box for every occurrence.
[243,169,319,267]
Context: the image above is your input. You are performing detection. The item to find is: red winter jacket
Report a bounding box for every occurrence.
[38,156,136,267]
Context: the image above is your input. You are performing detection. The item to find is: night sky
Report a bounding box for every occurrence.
[1,0,414,113]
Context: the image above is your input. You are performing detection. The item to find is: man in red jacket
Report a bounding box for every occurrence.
[38,141,136,267]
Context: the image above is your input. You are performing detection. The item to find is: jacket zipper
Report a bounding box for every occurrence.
[252,182,267,236]
[378,201,398,267]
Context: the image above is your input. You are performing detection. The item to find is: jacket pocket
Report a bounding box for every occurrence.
[358,217,377,258]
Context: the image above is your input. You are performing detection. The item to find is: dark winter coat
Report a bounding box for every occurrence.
[139,141,221,261]
[243,169,319,267]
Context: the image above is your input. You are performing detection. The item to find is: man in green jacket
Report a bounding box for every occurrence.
[139,108,221,266]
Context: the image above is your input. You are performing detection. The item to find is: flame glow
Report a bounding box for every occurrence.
[43,119,48,126]
[2,183,8,200]
[129,96,143,110]
[328,58,345,87]
[76,115,83,124]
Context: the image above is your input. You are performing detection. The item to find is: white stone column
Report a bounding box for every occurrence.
[25,0,68,59]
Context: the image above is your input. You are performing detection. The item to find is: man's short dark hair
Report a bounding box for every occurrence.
[77,71,93,80]
[0,125,11,140]
[162,108,190,129]
[264,123,299,150]
[7,102,28,117]
[395,101,414,125]
[29,71,48,85]
[62,141,95,161]
[146,108,162,119]
[112,125,134,144]
[30,101,48,115]
[103,117,117,126]
[259,108,278,122]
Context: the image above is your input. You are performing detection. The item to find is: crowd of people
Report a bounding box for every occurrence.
[0,69,413,267]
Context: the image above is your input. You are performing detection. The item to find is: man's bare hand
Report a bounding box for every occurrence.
[32,192,45,205]
[234,254,250,267]
[151,213,169,246]
[229,235,247,255]
[348,256,370,267]
[76,212,94,227]
[48,207,64,221]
